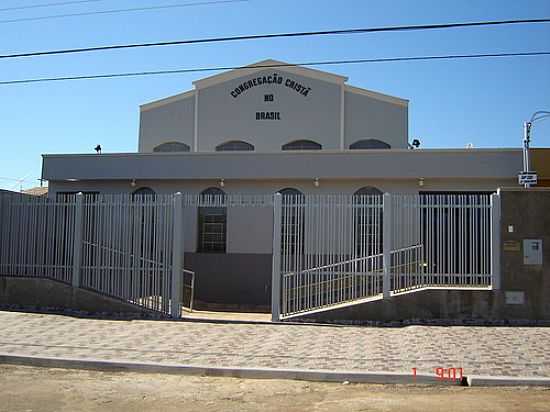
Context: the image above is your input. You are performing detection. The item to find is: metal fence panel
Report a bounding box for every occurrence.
[278,193,495,318]
[0,193,193,317]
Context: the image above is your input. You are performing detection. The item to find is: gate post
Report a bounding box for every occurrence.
[171,192,184,318]
[490,191,501,290]
[271,193,282,321]
[382,193,392,299]
[72,192,84,288]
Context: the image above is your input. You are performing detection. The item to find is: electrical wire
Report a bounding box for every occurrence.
[1,18,549,59]
[0,0,107,12]
[0,0,247,24]
[1,51,549,85]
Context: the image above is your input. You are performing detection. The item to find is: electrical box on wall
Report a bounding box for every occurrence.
[523,239,543,265]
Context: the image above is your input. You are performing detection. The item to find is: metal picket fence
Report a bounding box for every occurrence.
[1,190,501,321]
[275,192,500,319]
[0,192,193,316]
[0,193,76,283]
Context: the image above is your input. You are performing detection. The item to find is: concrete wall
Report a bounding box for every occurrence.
[498,188,550,319]
[139,95,195,152]
[197,68,342,151]
[344,90,408,149]
[184,253,271,307]
[0,277,152,315]
[299,289,499,322]
[42,150,523,181]
[137,63,408,153]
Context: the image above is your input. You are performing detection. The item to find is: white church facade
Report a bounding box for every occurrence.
[41,59,522,307]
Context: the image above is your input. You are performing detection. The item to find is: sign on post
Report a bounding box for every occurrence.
[518,172,537,186]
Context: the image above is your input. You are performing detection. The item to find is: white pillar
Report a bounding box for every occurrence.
[490,193,501,290]
[72,192,84,288]
[383,193,392,299]
[271,193,282,321]
[171,192,184,318]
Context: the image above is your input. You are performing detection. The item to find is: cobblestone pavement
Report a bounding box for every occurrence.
[1,311,549,378]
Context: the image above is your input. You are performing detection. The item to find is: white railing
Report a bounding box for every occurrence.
[0,193,76,283]
[0,193,192,317]
[282,253,383,316]
[275,193,498,319]
[81,241,196,312]
[390,244,424,292]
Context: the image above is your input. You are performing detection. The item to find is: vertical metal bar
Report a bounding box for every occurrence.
[171,192,184,318]
[72,192,83,288]
[383,193,392,298]
[271,193,282,321]
[490,192,501,290]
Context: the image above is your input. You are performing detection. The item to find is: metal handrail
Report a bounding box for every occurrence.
[183,269,195,311]
[83,240,195,310]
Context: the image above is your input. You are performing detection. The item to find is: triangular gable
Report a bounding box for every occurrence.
[192,59,349,89]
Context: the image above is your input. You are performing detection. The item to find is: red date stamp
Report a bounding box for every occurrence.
[412,367,464,381]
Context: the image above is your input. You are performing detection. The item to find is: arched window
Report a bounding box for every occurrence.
[278,188,305,262]
[354,187,383,196]
[282,140,322,151]
[353,187,383,258]
[153,142,190,152]
[132,187,156,199]
[198,187,226,253]
[349,139,391,149]
[215,140,254,151]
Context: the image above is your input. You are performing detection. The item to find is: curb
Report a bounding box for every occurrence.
[1,353,549,386]
[0,353,440,384]
[467,375,550,387]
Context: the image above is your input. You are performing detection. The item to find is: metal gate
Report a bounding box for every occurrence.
[273,192,500,320]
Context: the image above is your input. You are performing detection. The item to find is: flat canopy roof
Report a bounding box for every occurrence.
[42,149,523,181]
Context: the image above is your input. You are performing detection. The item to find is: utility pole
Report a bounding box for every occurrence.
[520,111,550,188]
[522,120,533,188]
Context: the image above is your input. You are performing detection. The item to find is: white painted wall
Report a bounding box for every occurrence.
[139,95,194,152]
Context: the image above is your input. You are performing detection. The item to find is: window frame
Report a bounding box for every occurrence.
[153,142,191,152]
[215,140,255,152]
[349,139,391,150]
[282,140,322,151]
[197,187,227,253]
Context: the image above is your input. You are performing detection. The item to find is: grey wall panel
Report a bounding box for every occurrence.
[227,206,273,254]
[184,252,272,306]
[196,69,341,151]
[139,97,195,152]
[47,177,514,202]
[183,206,198,253]
[42,149,523,181]
[344,91,408,149]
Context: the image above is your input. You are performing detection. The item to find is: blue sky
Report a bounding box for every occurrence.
[1,0,549,191]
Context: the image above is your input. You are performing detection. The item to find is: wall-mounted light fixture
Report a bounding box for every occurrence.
[418,178,425,187]
[130,179,136,187]
[219,178,225,188]
[313,178,320,187]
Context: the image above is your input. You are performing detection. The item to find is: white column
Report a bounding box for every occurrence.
[271,193,282,321]
[490,192,501,290]
[193,90,199,152]
[72,192,84,288]
[339,83,345,150]
[383,193,392,298]
[171,192,184,318]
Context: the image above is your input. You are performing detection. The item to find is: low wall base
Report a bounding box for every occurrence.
[295,288,550,323]
[0,276,156,317]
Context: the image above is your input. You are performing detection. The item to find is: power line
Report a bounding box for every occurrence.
[1,51,549,86]
[0,0,107,12]
[0,0,247,24]
[2,18,549,59]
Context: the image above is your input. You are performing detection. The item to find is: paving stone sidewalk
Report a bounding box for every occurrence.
[0,311,549,378]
